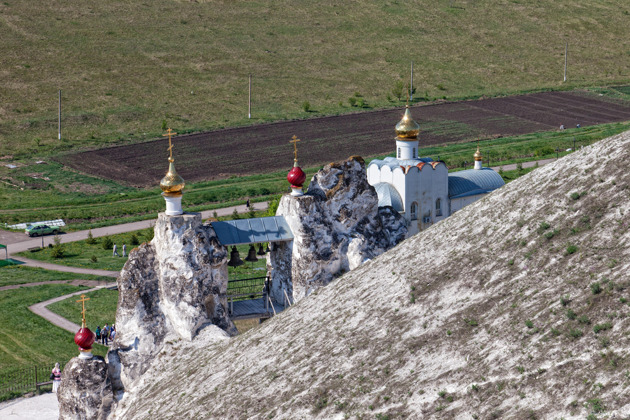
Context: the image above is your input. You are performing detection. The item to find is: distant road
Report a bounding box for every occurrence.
[3,202,268,275]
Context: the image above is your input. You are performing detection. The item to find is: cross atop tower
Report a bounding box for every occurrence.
[163,128,177,162]
[289,135,301,162]
[76,294,90,328]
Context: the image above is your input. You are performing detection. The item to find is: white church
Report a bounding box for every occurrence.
[367,106,505,236]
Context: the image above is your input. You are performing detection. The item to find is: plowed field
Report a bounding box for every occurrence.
[58,91,630,187]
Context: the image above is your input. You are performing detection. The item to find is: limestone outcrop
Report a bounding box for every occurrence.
[57,356,112,420]
[269,157,407,302]
[107,213,235,402]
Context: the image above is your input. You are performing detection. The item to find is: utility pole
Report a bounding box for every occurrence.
[248,74,252,119]
[563,42,568,82]
[58,90,62,140]
[410,61,414,102]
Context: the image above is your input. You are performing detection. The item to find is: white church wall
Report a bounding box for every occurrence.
[381,165,394,185]
[451,194,486,213]
[367,164,380,185]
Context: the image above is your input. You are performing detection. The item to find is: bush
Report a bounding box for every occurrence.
[392,80,404,101]
[102,236,113,250]
[593,322,612,333]
[568,329,583,339]
[50,235,65,259]
[348,97,357,107]
[525,320,534,328]
[91,255,98,263]
[591,282,602,295]
[566,244,578,255]
[130,234,139,246]
[302,101,311,112]
[85,230,96,245]
[567,309,577,320]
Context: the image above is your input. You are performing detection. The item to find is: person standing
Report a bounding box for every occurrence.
[122,244,127,258]
[110,325,116,342]
[51,363,62,393]
[102,323,110,345]
[113,244,119,257]
[95,325,101,343]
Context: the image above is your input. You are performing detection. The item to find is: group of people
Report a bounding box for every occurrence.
[95,323,116,345]
[112,243,127,257]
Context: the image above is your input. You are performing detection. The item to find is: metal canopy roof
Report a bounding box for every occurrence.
[211,216,294,246]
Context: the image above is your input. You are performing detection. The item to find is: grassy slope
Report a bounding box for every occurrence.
[47,288,118,333]
[0,265,110,287]
[1,0,629,158]
[0,285,109,374]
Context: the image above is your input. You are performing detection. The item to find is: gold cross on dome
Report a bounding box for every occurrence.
[76,294,90,327]
[289,135,301,162]
[163,128,177,162]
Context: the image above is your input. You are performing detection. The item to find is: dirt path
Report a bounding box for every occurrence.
[28,284,116,333]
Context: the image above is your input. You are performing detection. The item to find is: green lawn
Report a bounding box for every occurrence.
[47,288,118,333]
[0,285,109,395]
[0,265,111,288]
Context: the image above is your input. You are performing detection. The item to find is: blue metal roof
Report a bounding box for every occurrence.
[448,168,505,198]
[211,216,293,246]
[373,182,404,212]
[369,156,433,170]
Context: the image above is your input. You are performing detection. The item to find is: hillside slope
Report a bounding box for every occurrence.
[2,0,630,156]
[114,131,630,419]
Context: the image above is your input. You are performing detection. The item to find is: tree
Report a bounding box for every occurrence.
[51,235,65,259]
[86,230,96,244]
[392,80,404,101]
[102,236,113,250]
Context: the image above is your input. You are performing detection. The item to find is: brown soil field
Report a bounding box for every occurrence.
[58,91,630,187]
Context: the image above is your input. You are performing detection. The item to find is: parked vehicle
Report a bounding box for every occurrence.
[25,225,60,237]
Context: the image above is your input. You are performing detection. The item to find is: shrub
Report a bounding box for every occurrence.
[538,221,551,232]
[102,236,113,250]
[544,229,558,240]
[568,329,583,339]
[392,80,404,101]
[85,230,96,245]
[566,244,578,255]
[578,315,591,325]
[567,309,577,320]
[50,235,65,259]
[593,322,612,334]
[591,282,602,295]
[348,97,357,107]
[302,101,311,112]
[560,295,571,306]
[570,192,580,200]
[130,234,139,246]
[525,320,534,328]
[91,255,98,263]
[231,209,240,220]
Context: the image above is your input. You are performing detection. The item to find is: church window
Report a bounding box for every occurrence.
[436,199,442,216]
[397,147,401,159]
[410,202,418,220]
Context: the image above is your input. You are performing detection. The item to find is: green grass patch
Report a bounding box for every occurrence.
[0,265,111,288]
[0,285,109,380]
[47,288,118,331]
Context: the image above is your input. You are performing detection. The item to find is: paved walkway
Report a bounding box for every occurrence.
[28,284,117,333]
[0,392,58,420]
[490,157,555,172]
[0,279,114,292]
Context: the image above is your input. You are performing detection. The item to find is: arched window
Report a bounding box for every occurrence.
[397,147,401,159]
[436,198,442,216]
[410,202,418,220]
[413,148,416,158]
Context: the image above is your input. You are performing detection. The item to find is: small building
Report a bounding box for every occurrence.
[367,106,505,236]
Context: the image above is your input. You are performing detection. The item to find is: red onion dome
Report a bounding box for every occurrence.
[74,327,95,351]
[287,165,306,188]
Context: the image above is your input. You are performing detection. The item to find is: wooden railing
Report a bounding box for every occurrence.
[0,362,66,399]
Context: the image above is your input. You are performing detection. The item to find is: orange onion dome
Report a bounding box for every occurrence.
[287,165,306,188]
[74,327,95,352]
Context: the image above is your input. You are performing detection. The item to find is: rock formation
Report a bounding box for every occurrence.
[269,156,407,302]
[109,131,630,419]
[57,356,112,420]
[107,213,234,402]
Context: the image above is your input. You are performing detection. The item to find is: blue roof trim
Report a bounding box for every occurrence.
[211,216,293,246]
[448,168,505,198]
[373,182,404,211]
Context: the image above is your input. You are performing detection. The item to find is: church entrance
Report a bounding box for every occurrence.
[211,216,294,320]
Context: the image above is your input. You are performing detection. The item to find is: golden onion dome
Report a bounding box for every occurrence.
[473,145,483,161]
[160,160,185,195]
[395,106,420,140]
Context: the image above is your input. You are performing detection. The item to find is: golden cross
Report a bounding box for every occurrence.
[76,294,90,327]
[163,128,177,162]
[289,135,301,162]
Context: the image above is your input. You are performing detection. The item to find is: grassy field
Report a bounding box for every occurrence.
[2,121,628,230]
[0,284,110,397]
[0,265,111,288]
[1,0,629,159]
[47,288,118,333]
